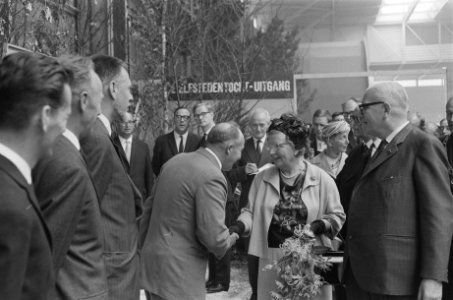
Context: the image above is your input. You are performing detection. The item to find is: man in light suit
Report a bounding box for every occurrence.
[344,82,453,300]
[151,106,200,176]
[141,122,243,300]
[0,52,71,299]
[33,56,108,300]
[80,55,141,300]
[114,112,153,199]
[227,107,272,300]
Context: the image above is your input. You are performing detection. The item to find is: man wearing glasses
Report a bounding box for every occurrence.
[343,82,453,300]
[193,102,216,147]
[151,106,201,176]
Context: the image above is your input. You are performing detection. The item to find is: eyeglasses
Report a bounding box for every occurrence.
[265,142,291,152]
[359,101,385,114]
[194,111,210,118]
[175,115,191,121]
[119,120,137,125]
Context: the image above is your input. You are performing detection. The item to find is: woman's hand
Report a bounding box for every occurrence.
[310,220,327,235]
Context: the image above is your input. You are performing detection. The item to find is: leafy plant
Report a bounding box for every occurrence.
[267,225,331,300]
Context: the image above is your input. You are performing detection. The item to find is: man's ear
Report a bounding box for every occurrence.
[225,144,233,155]
[39,105,52,132]
[108,80,116,100]
[78,91,89,112]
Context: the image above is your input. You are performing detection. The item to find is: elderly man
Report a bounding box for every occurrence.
[141,122,243,300]
[0,52,71,299]
[193,102,216,146]
[344,82,453,300]
[80,55,141,300]
[33,56,108,300]
[227,107,272,300]
[151,106,201,176]
[113,112,153,199]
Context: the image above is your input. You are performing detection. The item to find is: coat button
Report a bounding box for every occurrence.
[348,235,352,240]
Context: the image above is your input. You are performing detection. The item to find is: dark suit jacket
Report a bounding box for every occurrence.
[151,131,201,176]
[344,124,453,295]
[0,154,53,300]
[80,119,140,300]
[443,136,453,299]
[33,135,108,300]
[335,142,370,240]
[228,137,272,209]
[113,135,153,199]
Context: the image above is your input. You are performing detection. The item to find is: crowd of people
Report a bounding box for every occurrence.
[1,51,453,300]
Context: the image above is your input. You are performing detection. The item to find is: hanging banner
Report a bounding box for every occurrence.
[169,79,293,100]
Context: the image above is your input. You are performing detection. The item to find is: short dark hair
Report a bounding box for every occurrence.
[313,109,331,120]
[207,122,241,145]
[58,55,93,94]
[0,52,70,130]
[268,113,310,150]
[91,54,124,84]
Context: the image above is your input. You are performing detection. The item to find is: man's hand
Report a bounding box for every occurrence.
[229,232,239,246]
[245,163,258,174]
[417,278,442,300]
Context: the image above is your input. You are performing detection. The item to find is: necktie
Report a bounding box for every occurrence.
[179,135,184,153]
[371,140,387,162]
[202,133,208,147]
[256,139,262,154]
[125,140,131,163]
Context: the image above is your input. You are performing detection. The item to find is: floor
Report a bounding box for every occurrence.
[139,255,252,300]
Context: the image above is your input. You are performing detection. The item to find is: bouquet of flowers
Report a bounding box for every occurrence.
[267,224,331,300]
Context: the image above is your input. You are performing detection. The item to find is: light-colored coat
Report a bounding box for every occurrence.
[141,148,236,300]
[311,151,348,179]
[238,160,345,259]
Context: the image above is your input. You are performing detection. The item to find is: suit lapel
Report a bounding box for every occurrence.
[111,135,130,173]
[360,124,412,179]
[244,138,259,163]
[0,155,53,246]
[166,132,178,156]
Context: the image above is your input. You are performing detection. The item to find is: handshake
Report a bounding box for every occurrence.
[229,221,245,236]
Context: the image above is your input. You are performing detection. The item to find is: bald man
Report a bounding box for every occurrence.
[344,82,453,300]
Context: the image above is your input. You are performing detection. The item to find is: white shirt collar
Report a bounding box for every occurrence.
[62,130,80,150]
[205,147,222,169]
[385,121,409,144]
[253,135,266,144]
[119,135,133,144]
[365,138,381,149]
[173,131,188,140]
[97,114,111,136]
[0,142,32,184]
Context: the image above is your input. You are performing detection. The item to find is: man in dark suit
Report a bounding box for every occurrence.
[151,106,201,176]
[344,82,453,299]
[141,123,242,300]
[442,96,453,300]
[80,55,141,300]
[193,102,216,146]
[309,109,331,158]
[114,111,153,199]
[0,52,71,299]
[227,107,272,300]
[33,56,108,300]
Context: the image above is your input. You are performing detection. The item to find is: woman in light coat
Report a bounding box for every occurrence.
[230,113,345,300]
